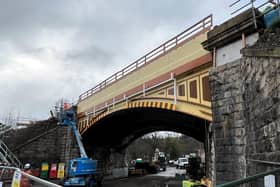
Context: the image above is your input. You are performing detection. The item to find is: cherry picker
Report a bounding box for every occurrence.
[59,107,102,187]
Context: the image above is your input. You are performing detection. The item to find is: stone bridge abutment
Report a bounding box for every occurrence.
[209,42,280,185]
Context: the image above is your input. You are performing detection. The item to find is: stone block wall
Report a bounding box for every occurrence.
[4,122,79,168]
[241,54,280,186]
[210,50,280,185]
[209,60,246,184]
[4,120,112,176]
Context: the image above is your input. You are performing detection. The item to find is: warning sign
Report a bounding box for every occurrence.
[57,163,65,179]
[11,171,21,187]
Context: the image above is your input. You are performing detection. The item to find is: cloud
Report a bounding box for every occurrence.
[0,0,232,120]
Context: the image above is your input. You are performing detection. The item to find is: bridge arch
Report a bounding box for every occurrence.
[76,15,214,173]
[77,15,213,137]
[82,107,210,152]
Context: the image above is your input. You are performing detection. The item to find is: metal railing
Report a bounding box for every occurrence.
[230,0,279,14]
[79,14,213,101]
[247,159,280,166]
[85,74,175,117]
[230,0,280,31]
[216,168,280,187]
[216,159,280,187]
[0,123,12,136]
[0,166,62,187]
[0,139,22,168]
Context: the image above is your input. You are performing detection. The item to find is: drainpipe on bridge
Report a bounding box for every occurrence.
[213,47,217,67]
[106,102,108,111]
[123,94,126,102]
[113,97,115,109]
[171,72,177,105]
[142,83,146,96]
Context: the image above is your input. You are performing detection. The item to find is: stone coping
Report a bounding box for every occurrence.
[241,47,280,57]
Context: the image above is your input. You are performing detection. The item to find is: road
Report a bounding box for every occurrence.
[102,166,186,187]
[151,166,185,177]
[9,167,186,187]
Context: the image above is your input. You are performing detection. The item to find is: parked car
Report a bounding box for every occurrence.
[176,157,188,169]
[157,155,167,171]
[168,160,175,166]
[174,159,178,167]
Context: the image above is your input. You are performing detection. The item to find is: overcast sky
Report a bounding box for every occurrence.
[0,0,242,121]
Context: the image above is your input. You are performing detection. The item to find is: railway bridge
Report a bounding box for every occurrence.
[3,4,280,185]
[76,6,280,184]
[77,15,213,152]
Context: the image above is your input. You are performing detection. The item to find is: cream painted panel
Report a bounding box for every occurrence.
[176,100,212,121]
[78,33,208,113]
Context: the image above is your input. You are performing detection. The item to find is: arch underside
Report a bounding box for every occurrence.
[82,108,210,151]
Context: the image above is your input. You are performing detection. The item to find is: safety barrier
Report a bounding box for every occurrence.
[0,166,62,187]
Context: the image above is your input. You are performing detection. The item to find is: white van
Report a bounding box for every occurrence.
[176,157,188,169]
